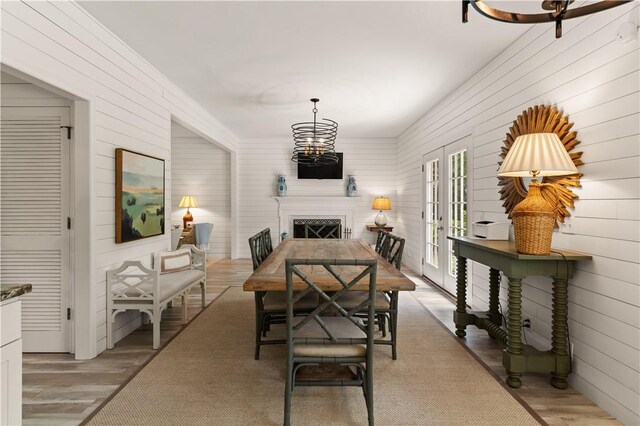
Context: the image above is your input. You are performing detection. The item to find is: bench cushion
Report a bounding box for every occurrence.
[158,269,205,301]
[336,291,390,310]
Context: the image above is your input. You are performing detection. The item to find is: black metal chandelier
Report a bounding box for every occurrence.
[291,98,339,166]
[463,0,632,39]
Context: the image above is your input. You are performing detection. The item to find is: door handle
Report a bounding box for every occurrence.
[437,226,444,231]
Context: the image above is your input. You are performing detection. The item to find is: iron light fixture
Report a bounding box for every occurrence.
[291,98,339,166]
[462,0,632,39]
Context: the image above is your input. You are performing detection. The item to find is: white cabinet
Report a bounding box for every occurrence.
[1,298,23,426]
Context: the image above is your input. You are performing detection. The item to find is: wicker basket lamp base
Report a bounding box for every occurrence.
[512,182,557,255]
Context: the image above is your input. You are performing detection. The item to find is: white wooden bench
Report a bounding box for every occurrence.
[106,245,206,349]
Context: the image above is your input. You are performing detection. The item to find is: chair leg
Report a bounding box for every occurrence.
[380,314,387,338]
[366,364,374,426]
[255,313,263,360]
[284,358,293,426]
[181,294,188,324]
[152,309,161,350]
[106,311,114,349]
[200,281,206,308]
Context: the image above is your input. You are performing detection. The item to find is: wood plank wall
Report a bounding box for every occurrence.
[171,124,231,257]
[1,1,238,356]
[395,4,639,424]
[237,138,397,257]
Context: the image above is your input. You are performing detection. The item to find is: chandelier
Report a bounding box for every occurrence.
[291,98,339,166]
[462,0,632,38]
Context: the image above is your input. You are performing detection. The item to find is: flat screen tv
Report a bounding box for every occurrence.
[297,153,343,180]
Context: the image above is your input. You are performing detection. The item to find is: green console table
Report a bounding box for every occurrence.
[448,236,591,389]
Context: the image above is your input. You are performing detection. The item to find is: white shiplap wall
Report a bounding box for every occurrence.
[1,0,238,357]
[396,4,639,424]
[171,124,231,257]
[237,138,397,258]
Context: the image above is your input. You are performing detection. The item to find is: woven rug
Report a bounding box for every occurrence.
[87,287,541,425]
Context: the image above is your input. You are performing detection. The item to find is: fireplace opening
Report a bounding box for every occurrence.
[293,218,342,239]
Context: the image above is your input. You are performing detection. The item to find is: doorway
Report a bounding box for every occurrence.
[422,135,472,301]
[0,104,72,352]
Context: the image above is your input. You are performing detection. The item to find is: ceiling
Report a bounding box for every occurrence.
[80,1,533,139]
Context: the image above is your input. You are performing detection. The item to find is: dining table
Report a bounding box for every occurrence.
[242,238,416,292]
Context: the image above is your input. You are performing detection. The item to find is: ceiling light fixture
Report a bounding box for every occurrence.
[462,0,632,39]
[291,98,339,166]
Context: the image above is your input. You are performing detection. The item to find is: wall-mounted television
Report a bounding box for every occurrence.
[297,153,343,180]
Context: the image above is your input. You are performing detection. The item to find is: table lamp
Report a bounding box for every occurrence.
[497,133,578,254]
[179,195,198,229]
[372,196,392,227]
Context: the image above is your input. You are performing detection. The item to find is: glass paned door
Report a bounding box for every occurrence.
[423,135,472,300]
[422,149,444,286]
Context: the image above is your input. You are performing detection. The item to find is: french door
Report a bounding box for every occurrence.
[422,135,472,300]
[0,106,72,352]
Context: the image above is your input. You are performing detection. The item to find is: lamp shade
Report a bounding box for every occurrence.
[372,196,391,211]
[497,133,578,177]
[179,195,199,209]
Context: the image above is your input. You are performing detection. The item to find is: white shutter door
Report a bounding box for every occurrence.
[0,106,71,352]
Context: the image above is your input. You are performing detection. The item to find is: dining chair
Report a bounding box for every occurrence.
[284,258,377,426]
[249,228,317,360]
[303,223,342,239]
[337,233,405,360]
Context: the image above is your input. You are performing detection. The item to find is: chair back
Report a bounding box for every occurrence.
[374,230,388,254]
[249,228,273,270]
[285,259,377,357]
[380,233,405,270]
[194,223,214,249]
[303,223,342,239]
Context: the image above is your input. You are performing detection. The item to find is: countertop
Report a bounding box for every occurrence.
[1,284,32,302]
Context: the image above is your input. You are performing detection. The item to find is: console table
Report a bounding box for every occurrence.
[448,236,591,389]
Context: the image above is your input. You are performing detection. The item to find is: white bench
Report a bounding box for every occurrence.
[106,245,206,349]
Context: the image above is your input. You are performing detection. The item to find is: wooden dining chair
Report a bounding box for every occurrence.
[284,258,377,426]
[337,233,405,360]
[249,229,318,360]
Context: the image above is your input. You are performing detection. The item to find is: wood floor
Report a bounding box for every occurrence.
[22,259,619,425]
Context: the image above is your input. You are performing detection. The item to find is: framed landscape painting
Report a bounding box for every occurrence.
[115,148,165,243]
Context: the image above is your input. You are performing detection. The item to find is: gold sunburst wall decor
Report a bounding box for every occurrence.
[498,105,583,224]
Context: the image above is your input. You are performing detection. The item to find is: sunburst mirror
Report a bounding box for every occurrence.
[498,105,583,224]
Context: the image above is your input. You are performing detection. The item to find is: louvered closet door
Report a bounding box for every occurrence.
[0,107,71,352]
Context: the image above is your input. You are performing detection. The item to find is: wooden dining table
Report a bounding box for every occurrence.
[243,238,415,292]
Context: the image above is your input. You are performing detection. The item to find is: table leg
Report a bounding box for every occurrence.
[551,277,570,389]
[488,268,501,326]
[455,256,468,338]
[506,276,523,388]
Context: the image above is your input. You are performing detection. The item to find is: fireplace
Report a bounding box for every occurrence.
[293,218,342,239]
[274,196,359,240]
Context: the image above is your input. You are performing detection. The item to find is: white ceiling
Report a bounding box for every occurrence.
[80,1,533,139]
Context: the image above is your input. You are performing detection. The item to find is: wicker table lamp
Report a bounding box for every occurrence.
[497,133,578,254]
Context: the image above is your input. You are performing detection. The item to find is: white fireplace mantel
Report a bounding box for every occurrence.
[274,196,360,237]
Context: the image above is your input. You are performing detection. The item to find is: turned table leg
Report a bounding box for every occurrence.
[455,256,468,338]
[506,276,523,388]
[551,277,570,389]
[488,268,501,326]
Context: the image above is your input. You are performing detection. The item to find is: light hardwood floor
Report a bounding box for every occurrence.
[22,259,618,425]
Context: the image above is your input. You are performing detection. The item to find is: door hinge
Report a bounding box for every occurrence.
[422,164,425,172]
[421,258,425,265]
[67,308,71,320]
[67,217,71,229]
[60,125,72,140]
[421,211,424,219]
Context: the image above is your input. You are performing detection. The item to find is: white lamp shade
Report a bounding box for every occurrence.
[179,195,199,208]
[497,133,578,177]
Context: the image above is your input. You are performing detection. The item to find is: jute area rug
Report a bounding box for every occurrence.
[88,287,541,425]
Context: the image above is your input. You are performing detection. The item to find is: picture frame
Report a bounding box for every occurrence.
[115,148,165,243]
